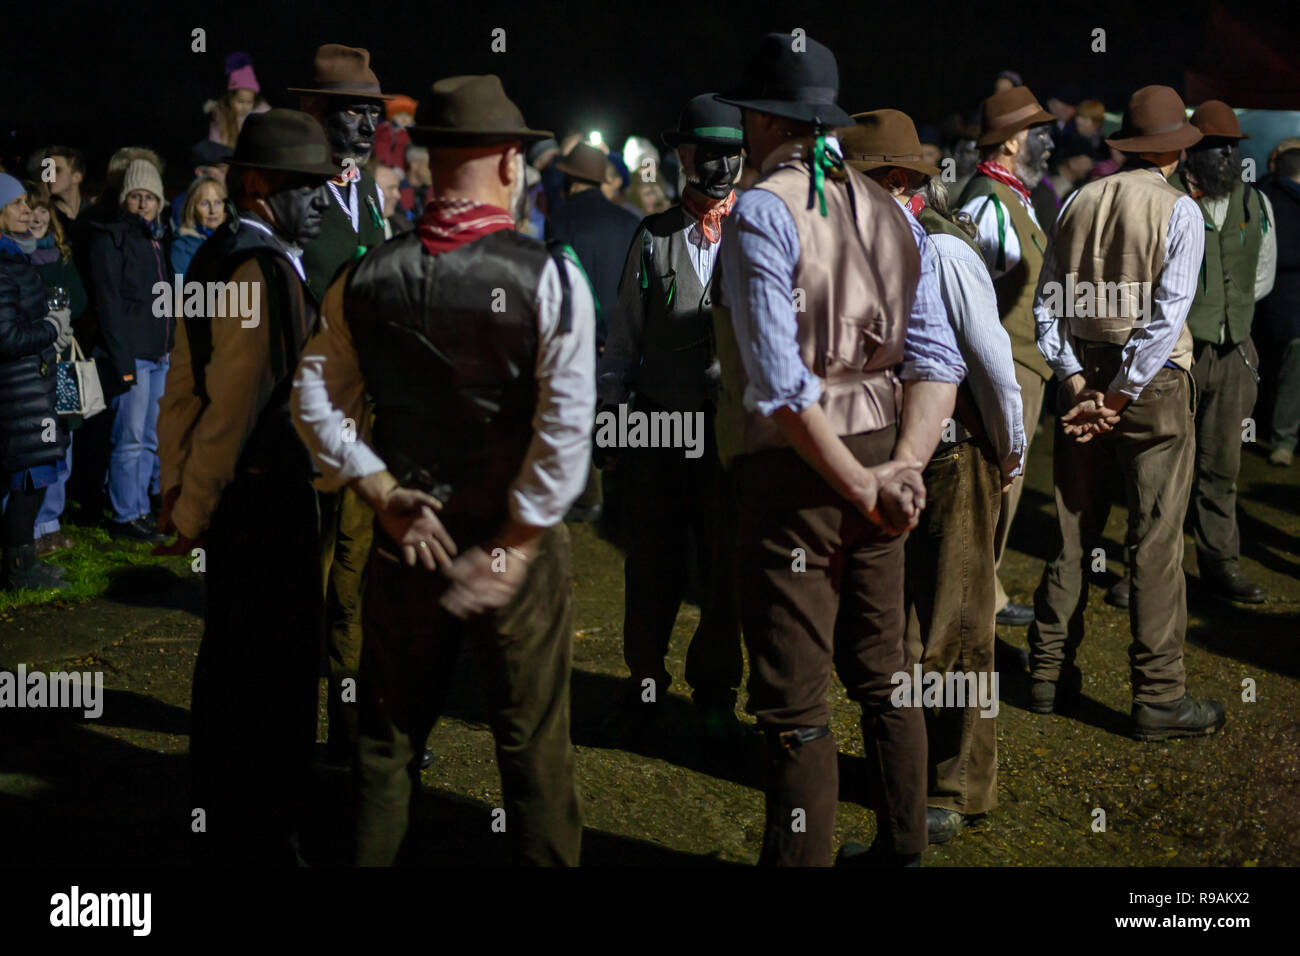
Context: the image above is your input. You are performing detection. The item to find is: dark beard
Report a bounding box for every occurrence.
[1184,147,1240,199]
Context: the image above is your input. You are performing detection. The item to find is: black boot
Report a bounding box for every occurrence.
[1199,561,1266,604]
[2,544,66,591]
[1028,663,1083,715]
[1132,694,1225,741]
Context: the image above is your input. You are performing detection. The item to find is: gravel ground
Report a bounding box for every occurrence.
[2,425,1297,866]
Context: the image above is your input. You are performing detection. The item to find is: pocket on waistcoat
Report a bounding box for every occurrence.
[828,310,886,372]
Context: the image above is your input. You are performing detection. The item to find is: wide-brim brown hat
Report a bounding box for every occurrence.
[842,109,941,178]
[1106,85,1202,153]
[976,85,1055,147]
[228,109,339,178]
[1190,99,1249,141]
[288,44,392,101]
[409,74,553,146]
[554,143,608,185]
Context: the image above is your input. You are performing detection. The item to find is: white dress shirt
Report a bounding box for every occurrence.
[961,182,1045,280]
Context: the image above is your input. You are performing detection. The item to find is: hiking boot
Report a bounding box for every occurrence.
[2,544,67,591]
[1132,694,1225,741]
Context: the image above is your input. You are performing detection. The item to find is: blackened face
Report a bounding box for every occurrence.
[1184,143,1241,199]
[267,181,331,245]
[322,101,384,165]
[681,143,744,199]
[1015,125,1055,189]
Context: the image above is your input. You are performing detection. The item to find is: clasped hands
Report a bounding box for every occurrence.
[358,474,532,620]
[847,458,928,534]
[1060,372,1128,444]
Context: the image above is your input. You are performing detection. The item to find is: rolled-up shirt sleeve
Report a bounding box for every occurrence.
[510,257,596,527]
[901,216,966,383]
[1109,194,1204,398]
[290,269,387,491]
[720,189,822,416]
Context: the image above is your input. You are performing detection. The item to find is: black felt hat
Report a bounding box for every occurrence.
[228,109,338,178]
[663,94,744,148]
[716,33,854,128]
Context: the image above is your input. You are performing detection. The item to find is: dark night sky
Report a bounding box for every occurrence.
[0,0,1285,191]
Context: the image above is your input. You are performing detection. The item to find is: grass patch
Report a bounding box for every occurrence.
[0,525,192,614]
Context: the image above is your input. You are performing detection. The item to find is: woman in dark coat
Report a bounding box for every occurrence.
[88,159,173,541]
[27,185,89,553]
[0,174,72,590]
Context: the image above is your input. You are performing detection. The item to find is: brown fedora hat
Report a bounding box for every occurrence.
[1190,99,1249,141]
[408,74,552,146]
[842,109,941,178]
[229,109,339,179]
[288,44,392,100]
[977,86,1055,147]
[554,143,608,185]
[1106,86,1202,153]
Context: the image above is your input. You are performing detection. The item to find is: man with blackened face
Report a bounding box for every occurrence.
[957,85,1059,631]
[1169,100,1278,605]
[291,44,393,302]
[154,109,337,863]
[596,93,746,736]
[289,43,394,771]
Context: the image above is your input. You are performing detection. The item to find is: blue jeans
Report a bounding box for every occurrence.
[108,357,168,523]
[34,436,74,538]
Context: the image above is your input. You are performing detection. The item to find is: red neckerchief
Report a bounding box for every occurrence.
[331,163,361,187]
[680,188,737,244]
[975,160,1032,202]
[907,193,926,217]
[417,197,516,255]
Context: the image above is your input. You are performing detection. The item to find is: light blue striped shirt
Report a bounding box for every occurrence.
[720,186,965,418]
[1033,167,1205,399]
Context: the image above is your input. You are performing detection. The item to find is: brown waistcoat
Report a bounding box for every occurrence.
[1053,167,1194,371]
[713,140,920,465]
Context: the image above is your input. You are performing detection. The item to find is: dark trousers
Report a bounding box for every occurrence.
[318,486,374,758]
[1189,339,1258,570]
[355,524,581,866]
[1028,346,1196,704]
[66,400,115,518]
[620,401,742,702]
[904,437,1002,816]
[735,426,927,866]
[189,472,323,864]
[1,482,46,547]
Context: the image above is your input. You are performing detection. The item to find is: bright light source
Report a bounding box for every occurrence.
[588,130,603,147]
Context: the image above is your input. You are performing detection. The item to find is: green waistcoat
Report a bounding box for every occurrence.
[958,175,1052,381]
[1170,173,1268,345]
[301,171,388,302]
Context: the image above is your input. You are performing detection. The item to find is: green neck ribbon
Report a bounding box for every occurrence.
[810,130,841,217]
